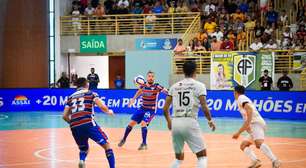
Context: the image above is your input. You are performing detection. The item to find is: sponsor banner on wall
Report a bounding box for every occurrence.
[135,38,177,50]
[211,52,275,90]
[210,52,234,90]
[293,52,306,71]
[80,35,107,53]
[0,89,305,120]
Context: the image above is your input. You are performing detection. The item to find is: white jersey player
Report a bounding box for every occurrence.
[163,61,216,168]
[233,85,281,168]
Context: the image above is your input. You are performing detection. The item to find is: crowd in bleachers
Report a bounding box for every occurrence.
[69,0,306,51]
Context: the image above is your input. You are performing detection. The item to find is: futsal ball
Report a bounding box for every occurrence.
[134,75,146,87]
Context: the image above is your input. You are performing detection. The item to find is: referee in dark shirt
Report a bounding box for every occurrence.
[87,68,100,90]
[277,70,293,91]
[258,70,273,91]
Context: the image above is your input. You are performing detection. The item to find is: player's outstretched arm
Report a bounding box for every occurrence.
[163,96,172,130]
[128,88,143,107]
[199,95,216,131]
[233,103,252,139]
[62,107,71,123]
[94,98,114,116]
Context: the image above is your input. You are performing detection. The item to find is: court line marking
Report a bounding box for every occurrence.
[32,140,306,166]
[0,114,8,120]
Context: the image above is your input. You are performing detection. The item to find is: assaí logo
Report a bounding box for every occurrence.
[11,95,31,106]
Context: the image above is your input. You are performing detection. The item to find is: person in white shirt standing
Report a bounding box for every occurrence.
[232,85,281,168]
[163,61,216,168]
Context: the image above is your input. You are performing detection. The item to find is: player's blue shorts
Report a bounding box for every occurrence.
[131,107,156,124]
[71,121,108,151]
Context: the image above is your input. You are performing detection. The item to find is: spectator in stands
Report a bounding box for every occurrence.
[71,6,82,33]
[87,68,100,90]
[203,38,211,51]
[277,69,293,91]
[204,18,217,36]
[239,0,249,13]
[227,29,236,48]
[204,0,216,15]
[232,9,246,22]
[176,1,189,13]
[254,21,265,38]
[56,72,70,88]
[194,40,206,51]
[197,29,208,43]
[237,28,246,50]
[85,3,95,16]
[226,0,238,14]
[173,39,186,55]
[293,39,304,50]
[244,16,256,31]
[167,1,176,13]
[91,0,99,8]
[266,7,278,26]
[211,36,222,51]
[132,3,143,14]
[283,27,293,42]
[145,10,157,32]
[279,10,288,27]
[296,25,306,44]
[114,74,125,89]
[264,39,278,50]
[249,38,263,51]
[211,27,224,41]
[152,1,164,14]
[259,69,273,91]
[187,39,195,52]
[95,3,106,17]
[104,0,115,14]
[190,2,200,12]
[117,0,129,8]
[220,37,234,51]
[79,0,88,14]
[143,3,151,14]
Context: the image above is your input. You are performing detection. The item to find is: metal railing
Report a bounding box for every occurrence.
[173,50,306,74]
[301,70,306,90]
[60,12,200,36]
[181,14,201,46]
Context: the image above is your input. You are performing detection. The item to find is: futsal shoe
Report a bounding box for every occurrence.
[248,159,262,168]
[272,160,281,168]
[118,139,126,147]
[79,160,86,168]
[138,143,148,150]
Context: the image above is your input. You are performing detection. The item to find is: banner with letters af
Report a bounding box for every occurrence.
[0,89,305,120]
[211,52,274,90]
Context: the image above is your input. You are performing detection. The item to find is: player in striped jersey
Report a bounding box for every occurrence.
[118,71,168,150]
[62,77,115,168]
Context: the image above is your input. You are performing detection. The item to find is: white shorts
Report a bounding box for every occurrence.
[171,117,206,154]
[245,123,266,141]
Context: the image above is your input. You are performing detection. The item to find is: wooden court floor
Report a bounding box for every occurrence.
[0,127,305,168]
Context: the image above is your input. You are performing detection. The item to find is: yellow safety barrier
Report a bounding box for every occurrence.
[173,50,306,74]
[181,14,201,46]
[60,12,200,36]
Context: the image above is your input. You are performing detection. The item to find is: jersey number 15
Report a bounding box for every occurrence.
[178,91,190,106]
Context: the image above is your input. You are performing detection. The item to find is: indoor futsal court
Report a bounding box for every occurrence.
[0,112,305,168]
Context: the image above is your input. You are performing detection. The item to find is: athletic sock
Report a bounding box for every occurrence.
[79,150,88,161]
[170,159,182,168]
[197,157,207,168]
[141,126,148,144]
[260,143,277,162]
[123,125,132,141]
[243,147,258,161]
[105,149,115,168]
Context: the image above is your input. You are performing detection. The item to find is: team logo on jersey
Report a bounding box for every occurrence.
[11,95,31,106]
[233,54,256,87]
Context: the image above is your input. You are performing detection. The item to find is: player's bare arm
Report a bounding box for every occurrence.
[232,103,252,139]
[94,98,114,116]
[199,95,216,131]
[128,88,143,107]
[62,106,71,123]
[163,95,173,130]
